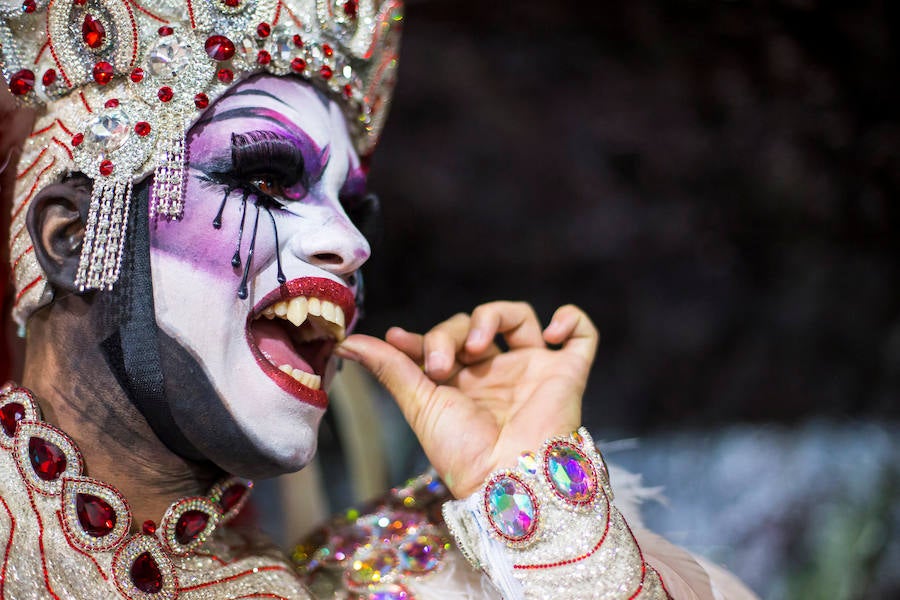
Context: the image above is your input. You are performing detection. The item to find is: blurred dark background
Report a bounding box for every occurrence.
[362,0,899,433]
[352,0,899,597]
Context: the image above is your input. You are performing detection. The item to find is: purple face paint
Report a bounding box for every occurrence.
[148,75,371,473]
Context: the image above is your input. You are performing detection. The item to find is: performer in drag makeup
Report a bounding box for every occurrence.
[0,1,756,598]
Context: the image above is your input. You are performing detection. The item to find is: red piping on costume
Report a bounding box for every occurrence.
[0,496,15,598]
[26,488,62,600]
[272,1,283,26]
[12,158,57,221]
[45,1,73,87]
[234,595,290,600]
[34,40,49,65]
[178,565,290,592]
[282,3,302,28]
[15,276,43,304]
[15,148,47,179]
[186,0,197,29]
[11,246,33,273]
[78,92,93,113]
[55,511,108,581]
[51,138,73,160]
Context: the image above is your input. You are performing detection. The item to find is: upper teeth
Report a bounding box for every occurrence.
[258,296,346,341]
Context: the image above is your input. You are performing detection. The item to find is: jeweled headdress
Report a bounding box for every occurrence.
[1,0,402,326]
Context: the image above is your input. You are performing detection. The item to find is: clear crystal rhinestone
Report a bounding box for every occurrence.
[272,36,294,68]
[83,110,132,155]
[147,39,193,80]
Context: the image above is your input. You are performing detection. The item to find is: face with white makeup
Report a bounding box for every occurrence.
[148,74,371,478]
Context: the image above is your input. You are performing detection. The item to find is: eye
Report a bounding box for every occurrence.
[249,176,308,203]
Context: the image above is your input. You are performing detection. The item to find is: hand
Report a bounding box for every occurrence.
[335,301,599,499]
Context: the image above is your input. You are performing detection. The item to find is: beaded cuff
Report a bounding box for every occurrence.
[442,428,671,600]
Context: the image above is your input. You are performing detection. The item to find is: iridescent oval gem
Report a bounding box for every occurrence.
[484,474,537,542]
[517,450,538,474]
[546,443,596,504]
[82,109,132,154]
[147,39,192,80]
[367,585,410,600]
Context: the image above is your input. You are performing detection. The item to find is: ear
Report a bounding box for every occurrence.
[26,176,93,291]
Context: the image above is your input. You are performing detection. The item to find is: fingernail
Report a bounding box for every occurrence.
[335,340,361,361]
[426,351,448,374]
[467,329,486,347]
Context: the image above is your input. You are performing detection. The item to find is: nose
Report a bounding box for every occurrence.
[287,211,371,276]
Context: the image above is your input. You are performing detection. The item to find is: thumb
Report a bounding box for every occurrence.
[336,333,437,426]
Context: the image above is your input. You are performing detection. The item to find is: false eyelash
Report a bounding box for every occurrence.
[231,130,305,182]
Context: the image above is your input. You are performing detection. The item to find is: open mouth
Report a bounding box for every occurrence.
[246,277,356,408]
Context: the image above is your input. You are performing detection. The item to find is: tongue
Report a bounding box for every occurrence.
[251,320,315,374]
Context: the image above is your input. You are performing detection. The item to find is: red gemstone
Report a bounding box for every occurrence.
[224,0,240,6]
[216,68,234,83]
[74,0,86,5]
[219,484,246,512]
[157,86,173,102]
[76,493,116,537]
[194,93,209,109]
[92,61,114,85]
[142,520,157,535]
[293,34,303,48]
[104,98,119,108]
[174,510,209,545]
[290,58,306,73]
[158,26,173,37]
[130,552,163,594]
[99,160,114,176]
[134,121,151,136]
[343,84,353,98]
[71,133,84,146]
[322,44,333,58]
[28,437,67,481]
[205,35,235,61]
[319,65,333,79]
[130,67,144,83]
[42,69,57,86]
[344,0,358,18]
[82,14,106,49]
[22,0,36,14]
[256,50,271,65]
[9,69,35,96]
[0,403,25,436]
[256,22,271,38]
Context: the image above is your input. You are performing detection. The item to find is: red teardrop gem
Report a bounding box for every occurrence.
[175,510,209,545]
[194,93,209,109]
[0,403,25,436]
[157,86,173,102]
[92,61,114,85]
[9,69,35,95]
[322,44,333,58]
[205,35,235,61]
[42,69,57,86]
[71,133,84,146]
[130,552,163,593]
[219,484,246,512]
[99,160,114,176]
[28,437,67,481]
[76,493,116,537]
[293,34,303,48]
[82,14,106,49]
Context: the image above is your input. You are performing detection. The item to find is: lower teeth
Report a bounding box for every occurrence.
[277,364,321,390]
